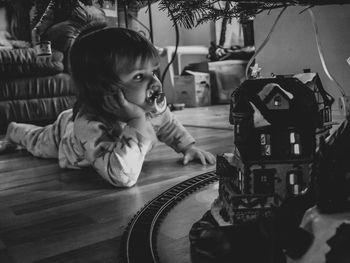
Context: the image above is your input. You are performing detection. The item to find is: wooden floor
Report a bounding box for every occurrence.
[0,105,234,263]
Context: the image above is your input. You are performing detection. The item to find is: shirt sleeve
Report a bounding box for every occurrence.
[74,117,153,187]
[151,108,195,152]
[33,1,56,36]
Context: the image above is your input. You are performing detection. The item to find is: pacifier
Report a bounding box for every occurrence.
[146,90,167,115]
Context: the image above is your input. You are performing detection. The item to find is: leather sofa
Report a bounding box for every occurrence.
[0,0,107,134]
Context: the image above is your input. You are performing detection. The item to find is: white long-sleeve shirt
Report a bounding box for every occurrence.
[58,108,195,187]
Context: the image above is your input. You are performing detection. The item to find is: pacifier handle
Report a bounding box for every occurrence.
[147,91,167,115]
[153,95,167,115]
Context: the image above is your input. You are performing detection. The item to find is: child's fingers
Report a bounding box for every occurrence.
[183,150,215,166]
[104,89,127,111]
[197,152,207,165]
[116,89,127,107]
[104,95,119,112]
[205,152,216,164]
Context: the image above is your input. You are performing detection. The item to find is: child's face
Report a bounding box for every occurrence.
[118,57,162,113]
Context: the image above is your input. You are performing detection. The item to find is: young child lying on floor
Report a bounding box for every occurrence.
[0,27,215,187]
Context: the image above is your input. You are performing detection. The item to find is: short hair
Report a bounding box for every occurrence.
[69,27,159,118]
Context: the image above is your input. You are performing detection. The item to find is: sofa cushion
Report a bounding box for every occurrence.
[0,73,74,101]
[0,73,76,134]
[0,48,64,78]
[0,95,76,134]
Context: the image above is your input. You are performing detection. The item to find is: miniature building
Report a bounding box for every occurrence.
[217,151,311,224]
[216,73,334,225]
[229,74,333,162]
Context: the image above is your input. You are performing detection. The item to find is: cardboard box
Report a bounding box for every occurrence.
[209,60,247,104]
[174,70,211,107]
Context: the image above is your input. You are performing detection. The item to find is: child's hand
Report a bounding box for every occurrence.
[103,89,145,122]
[182,145,216,165]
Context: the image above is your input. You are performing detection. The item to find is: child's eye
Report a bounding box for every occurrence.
[134,74,144,81]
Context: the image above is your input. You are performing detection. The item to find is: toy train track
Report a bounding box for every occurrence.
[120,172,218,263]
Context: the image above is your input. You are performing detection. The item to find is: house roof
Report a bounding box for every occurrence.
[230,75,322,128]
[260,83,292,105]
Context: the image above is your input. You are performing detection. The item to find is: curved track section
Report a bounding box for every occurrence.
[120,172,218,263]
